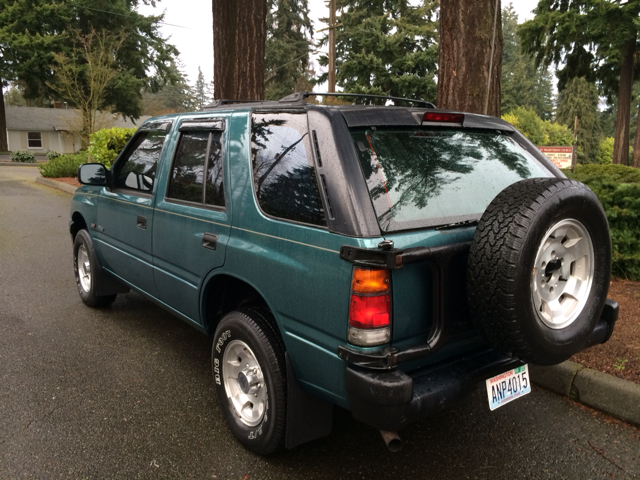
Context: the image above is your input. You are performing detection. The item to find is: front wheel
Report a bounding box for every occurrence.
[212,309,286,455]
[73,229,117,307]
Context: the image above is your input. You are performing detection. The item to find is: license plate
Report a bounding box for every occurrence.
[486,364,531,411]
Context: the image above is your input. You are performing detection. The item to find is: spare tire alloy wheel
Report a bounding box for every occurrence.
[212,309,287,455]
[532,219,594,330]
[467,178,611,366]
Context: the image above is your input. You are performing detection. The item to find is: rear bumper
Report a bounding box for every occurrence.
[345,299,619,431]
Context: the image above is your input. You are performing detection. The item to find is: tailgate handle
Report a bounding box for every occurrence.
[202,232,218,251]
[137,215,147,229]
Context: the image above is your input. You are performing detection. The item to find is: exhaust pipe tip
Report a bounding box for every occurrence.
[380,430,402,452]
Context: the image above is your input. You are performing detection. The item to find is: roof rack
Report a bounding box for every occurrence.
[201,92,437,110]
[279,91,436,108]
[202,99,277,109]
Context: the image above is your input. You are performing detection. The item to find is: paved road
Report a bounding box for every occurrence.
[1,166,639,479]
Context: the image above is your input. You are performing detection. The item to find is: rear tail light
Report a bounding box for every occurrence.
[348,267,391,347]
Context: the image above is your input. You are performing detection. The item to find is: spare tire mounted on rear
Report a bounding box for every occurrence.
[467,178,611,366]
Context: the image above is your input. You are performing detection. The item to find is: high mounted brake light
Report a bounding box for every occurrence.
[422,112,464,124]
[348,267,391,347]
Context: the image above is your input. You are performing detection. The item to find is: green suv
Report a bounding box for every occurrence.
[70,92,618,454]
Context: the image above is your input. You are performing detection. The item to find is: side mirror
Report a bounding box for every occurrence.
[78,163,108,186]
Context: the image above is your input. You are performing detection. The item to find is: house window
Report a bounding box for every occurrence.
[27,132,42,149]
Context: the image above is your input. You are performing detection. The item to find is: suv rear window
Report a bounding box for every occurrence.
[352,128,552,232]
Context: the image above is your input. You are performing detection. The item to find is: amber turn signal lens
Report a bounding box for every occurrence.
[351,268,390,294]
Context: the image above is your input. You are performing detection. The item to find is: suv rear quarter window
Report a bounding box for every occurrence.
[251,113,326,227]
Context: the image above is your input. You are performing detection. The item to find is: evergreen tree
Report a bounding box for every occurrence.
[194,66,212,109]
[556,77,601,164]
[0,0,179,150]
[212,0,267,100]
[501,4,553,120]
[264,0,313,100]
[438,0,501,116]
[318,0,439,103]
[520,0,640,165]
[142,63,197,116]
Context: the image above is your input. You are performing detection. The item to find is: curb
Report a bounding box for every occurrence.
[531,361,640,428]
[35,176,78,195]
[0,161,40,167]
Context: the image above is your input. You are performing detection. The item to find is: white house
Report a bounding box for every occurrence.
[5,106,150,154]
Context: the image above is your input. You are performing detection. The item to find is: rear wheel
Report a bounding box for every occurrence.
[467,178,610,365]
[212,309,286,455]
[73,229,117,307]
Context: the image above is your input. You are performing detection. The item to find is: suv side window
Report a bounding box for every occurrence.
[114,131,166,193]
[167,130,225,207]
[251,113,326,227]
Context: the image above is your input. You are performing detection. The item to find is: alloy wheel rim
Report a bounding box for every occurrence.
[222,339,266,427]
[77,245,92,293]
[531,218,594,330]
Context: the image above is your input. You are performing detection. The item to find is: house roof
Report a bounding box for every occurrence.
[5,106,150,132]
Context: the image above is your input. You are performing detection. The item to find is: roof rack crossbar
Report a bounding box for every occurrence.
[280,91,435,108]
[203,99,275,109]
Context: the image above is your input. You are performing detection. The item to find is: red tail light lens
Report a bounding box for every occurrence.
[349,294,391,329]
[422,112,464,123]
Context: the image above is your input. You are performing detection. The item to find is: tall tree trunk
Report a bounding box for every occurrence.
[613,38,635,165]
[633,104,640,167]
[0,82,8,152]
[437,0,502,117]
[212,0,267,100]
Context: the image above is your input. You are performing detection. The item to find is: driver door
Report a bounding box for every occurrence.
[95,130,168,297]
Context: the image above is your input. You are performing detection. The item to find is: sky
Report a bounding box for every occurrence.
[137,0,541,87]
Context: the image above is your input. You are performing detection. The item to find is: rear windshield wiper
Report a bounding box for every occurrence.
[435,219,479,231]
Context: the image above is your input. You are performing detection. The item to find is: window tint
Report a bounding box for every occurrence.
[206,133,225,207]
[251,113,326,227]
[115,131,166,192]
[168,131,208,203]
[167,130,225,207]
[352,129,551,232]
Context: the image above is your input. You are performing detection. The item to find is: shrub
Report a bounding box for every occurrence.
[596,137,614,165]
[502,107,572,147]
[38,151,89,178]
[46,151,61,161]
[543,120,573,146]
[88,127,135,169]
[11,150,36,163]
[564,164,640,280]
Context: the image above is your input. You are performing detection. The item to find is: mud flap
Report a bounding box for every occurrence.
[285,353,333,449]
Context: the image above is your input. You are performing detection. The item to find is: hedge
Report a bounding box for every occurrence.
[38,151,89,178]
[564,164,640,280]
[87,127,135,169]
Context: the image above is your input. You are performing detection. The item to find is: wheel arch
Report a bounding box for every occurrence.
[70,211,88,240]
[200,271,285,343]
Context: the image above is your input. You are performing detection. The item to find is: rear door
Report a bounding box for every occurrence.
[152,117,230,323]
[96,128,169,296]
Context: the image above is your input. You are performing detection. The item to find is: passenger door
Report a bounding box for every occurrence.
[96,129,169,296]
[152,118,230,323]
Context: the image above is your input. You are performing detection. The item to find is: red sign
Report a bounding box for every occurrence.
[538,146,573,169]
